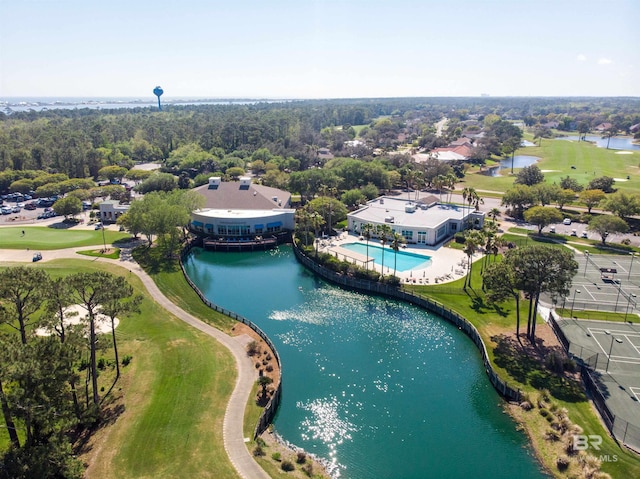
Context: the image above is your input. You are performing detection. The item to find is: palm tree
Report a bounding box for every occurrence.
[488,207,501,225]
[445,173,457,203]
[257,375,273,404]
[463,231,483,289]
[377,224,392,276]
[434,175,446,203]
[295,208,312,246]
[309,212,325,257]
[390,232,405,277]
[362,223,374,270]
[412,170,424,201]
[462,187,478,230]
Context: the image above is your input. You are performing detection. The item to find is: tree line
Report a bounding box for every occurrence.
[0,267,141,478]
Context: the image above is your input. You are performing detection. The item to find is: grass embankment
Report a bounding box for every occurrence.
[132,246,235,332]
[461,133,640,194]
[135,246,329,479]
[0,258,240,479]
[0,226,130,249]
[403,260,640,478]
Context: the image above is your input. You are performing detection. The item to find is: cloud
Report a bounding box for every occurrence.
[576,54,587,62]
[598,58,613,65]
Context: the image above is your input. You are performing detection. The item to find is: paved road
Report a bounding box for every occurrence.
[0,244,269,479]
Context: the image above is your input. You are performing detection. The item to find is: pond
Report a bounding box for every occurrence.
[489,155,540,176]
[557,135,640,151]
[183,247,546,479]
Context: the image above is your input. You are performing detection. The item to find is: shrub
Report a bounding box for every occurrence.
[556,455,570,471]
[247,340,260,356]
[122,355,132,366]
[296,451,306,464]
[539,408,550,418]
[564,438,577,456]
[271,452,281,461]
[253,446,265,457]
[266,364,273,372]
[281,460,295,472]
[544,429,561,442]
[97,357,107,370]
[519,401,533,411]
[301,462,314,477]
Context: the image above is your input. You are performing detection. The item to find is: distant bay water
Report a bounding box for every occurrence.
[0,97,284,113]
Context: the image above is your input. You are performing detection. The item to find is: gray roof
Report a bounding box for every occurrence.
[349,196,467,229]
[194,181,291,210]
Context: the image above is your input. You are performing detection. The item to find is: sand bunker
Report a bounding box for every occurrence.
[614,178,629,182]
[541,170,560,173]
[615,151,634,155]
[35,304,119,336]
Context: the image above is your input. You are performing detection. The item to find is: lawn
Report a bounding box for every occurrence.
[461,134,640,194]
[0,226,130,249]
[0,258,240,479]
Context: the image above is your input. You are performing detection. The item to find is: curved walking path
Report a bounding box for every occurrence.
[0,245,269,479]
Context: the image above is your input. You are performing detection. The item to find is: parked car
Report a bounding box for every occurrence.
[24,202,37,210]
[11,206,20,213]
[549,226,556,233]
[32,252,42,262]
[95,223,103,230]
[571,229,577,236]
[581,231,588,239]
[1,206,12,215]
[563,218,572,225]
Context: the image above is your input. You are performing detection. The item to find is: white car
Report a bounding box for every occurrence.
[563,218,571,225]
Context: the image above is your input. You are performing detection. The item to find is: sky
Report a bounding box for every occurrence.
[0,0,638,99]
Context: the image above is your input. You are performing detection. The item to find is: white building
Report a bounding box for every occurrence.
[190,177,295,238]
[99,200,129,223]
[347,196,484,246]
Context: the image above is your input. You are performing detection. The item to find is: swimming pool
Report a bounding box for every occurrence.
[340,242,431,272]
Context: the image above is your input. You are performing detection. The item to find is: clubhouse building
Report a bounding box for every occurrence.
[347,196,484,246]
[190,177,295,247]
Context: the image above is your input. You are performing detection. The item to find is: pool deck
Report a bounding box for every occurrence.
[321,233,478,285]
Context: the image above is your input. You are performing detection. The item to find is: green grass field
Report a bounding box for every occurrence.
[461,135,640,194]
[0,258,240,479]
[0,226,130,249]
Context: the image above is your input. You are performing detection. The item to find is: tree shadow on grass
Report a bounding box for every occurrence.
[464,288,508,317]
[491,334,586,402]
[131,244,181,274]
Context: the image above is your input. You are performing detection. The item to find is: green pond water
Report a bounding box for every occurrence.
[183,246,546,479]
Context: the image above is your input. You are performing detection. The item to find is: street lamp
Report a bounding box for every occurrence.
[584,251,590,277]
[629,252,636,280]
[605,330,623,373]
[570,289,581,318]
[615,281,622,313]
[625,293,637,322]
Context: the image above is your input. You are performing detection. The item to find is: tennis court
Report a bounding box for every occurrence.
[556,318,640,450]
[545,252,640,317]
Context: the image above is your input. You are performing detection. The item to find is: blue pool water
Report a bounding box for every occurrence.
[340,242,431,272]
